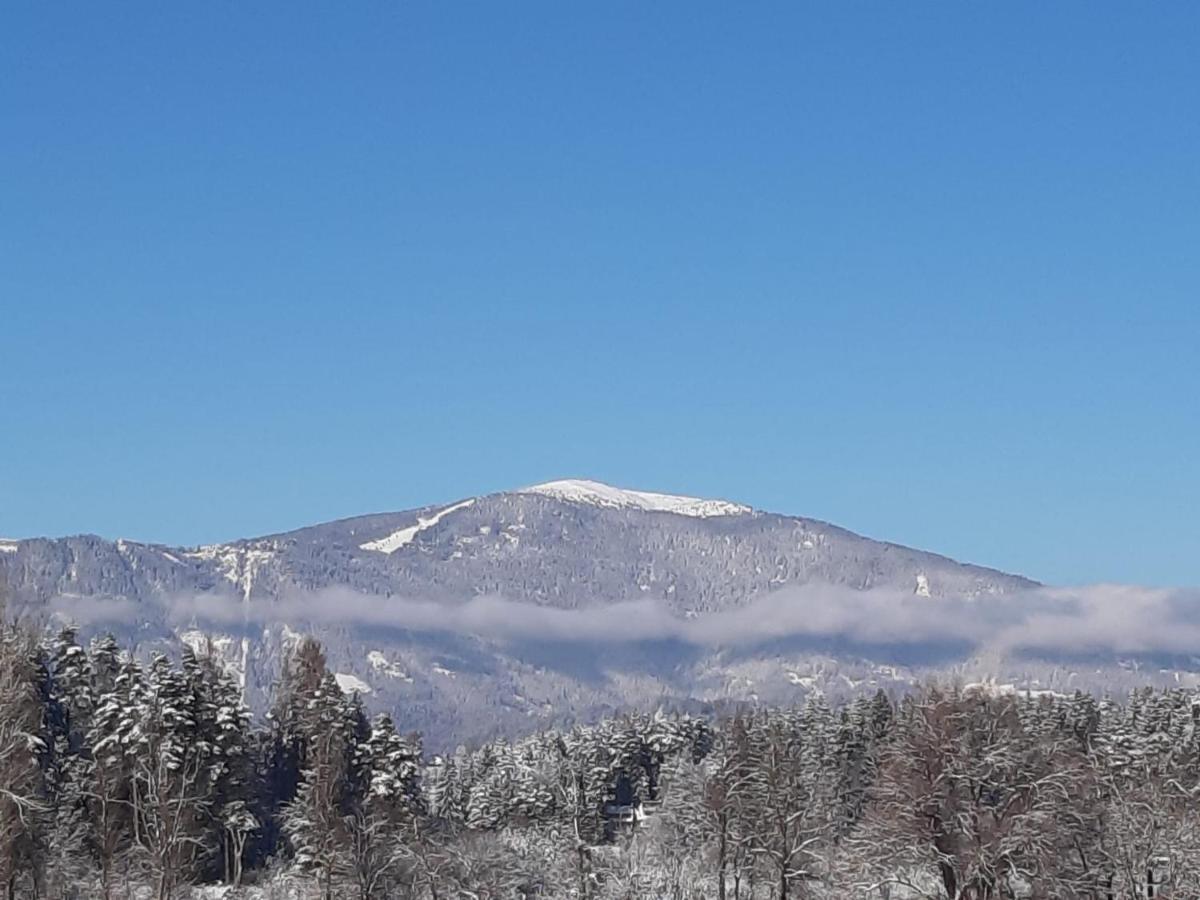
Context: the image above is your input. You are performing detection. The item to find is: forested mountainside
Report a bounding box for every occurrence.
[1,619,1199,899]
[1,481,1033,612]
[0,481,1052,747]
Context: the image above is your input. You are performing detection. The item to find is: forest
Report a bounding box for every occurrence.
[0,617,1197,899]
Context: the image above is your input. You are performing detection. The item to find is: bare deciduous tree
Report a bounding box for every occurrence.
[853,687,1081,900]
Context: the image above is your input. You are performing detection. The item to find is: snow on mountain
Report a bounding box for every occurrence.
[184,541,277,600]
[368,650,413,682]
[963,678,1067,700]
[1,479,1034,617]
[0,478,1062,747]
[178,628,246,686]
[360,499,476,554]
[334,673,372,695]
[521,479,751,518]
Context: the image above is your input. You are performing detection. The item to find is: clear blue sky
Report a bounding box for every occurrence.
[3,3,1197,587]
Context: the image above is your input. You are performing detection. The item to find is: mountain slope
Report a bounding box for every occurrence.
[0,480,1058,747]
[0,479,1035,610]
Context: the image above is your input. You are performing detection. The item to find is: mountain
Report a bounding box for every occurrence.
[0,479,1034,611]
[4,479,1175,748]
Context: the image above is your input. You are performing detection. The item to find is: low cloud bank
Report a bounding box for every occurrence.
[45,583,1200,659]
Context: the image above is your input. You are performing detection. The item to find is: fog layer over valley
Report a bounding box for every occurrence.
[4,482,1197,749]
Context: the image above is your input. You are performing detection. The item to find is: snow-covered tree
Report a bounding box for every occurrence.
[280,664,369,900]
[853,686,1084,900]
[0,621,47,900]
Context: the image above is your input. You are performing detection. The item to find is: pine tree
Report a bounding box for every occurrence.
[343,713,422,900]
[422,754,456,822]
[39,628,98,895]
[281,667,363,900]
[190,645,256,886]
[260,635,329,861]
[0,621,48,900]
[86,649,141,899]
[130,651,217,900]
[363,714,421,820]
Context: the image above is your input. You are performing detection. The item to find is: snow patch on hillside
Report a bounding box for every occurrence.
[786,671,818,688]
[521,480,751,518]
[179,629,235,657]
[964,678,1066,700]
[115,539,143,570]
[279,624,304,654]
[367,650,413,682]
[0,540,18,553]
[334,673,372,695]
[185,542,276,599]
[360,499,476,554]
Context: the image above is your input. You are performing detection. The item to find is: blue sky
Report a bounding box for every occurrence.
[3,2,1197,586]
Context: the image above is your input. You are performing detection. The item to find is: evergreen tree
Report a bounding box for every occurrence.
[281,665,367,900]
[0,622,48,900]
[40,628,97,894]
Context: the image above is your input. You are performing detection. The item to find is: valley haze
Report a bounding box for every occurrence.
[3,479,1195,748]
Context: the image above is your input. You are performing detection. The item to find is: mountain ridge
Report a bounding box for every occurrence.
[0,479,1034,586]
[0,479,1037,610]
[0,479,1078,748]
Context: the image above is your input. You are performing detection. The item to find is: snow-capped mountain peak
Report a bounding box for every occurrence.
[1,479,1041,747]
[519,479,752,518]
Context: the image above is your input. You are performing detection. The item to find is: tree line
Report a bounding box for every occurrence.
[0,617,1198,898]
